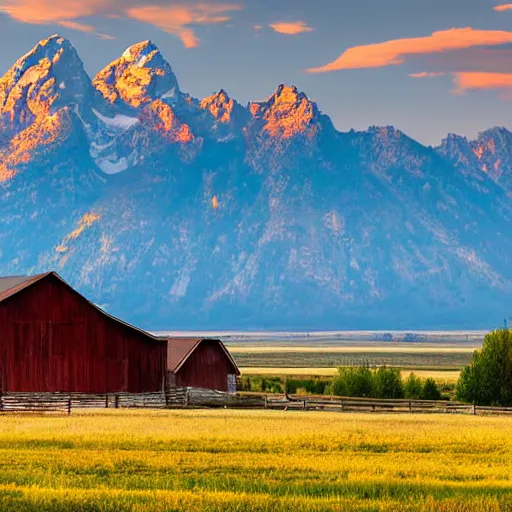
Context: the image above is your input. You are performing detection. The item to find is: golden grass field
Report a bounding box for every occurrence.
[2,409,512,511]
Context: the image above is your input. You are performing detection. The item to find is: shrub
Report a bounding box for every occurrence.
[455,329,512,406]
[404,373,423,399]
[331,366,373,398]
[420,378,442,401]
[372,367,404,399]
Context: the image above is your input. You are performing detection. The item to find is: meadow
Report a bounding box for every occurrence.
[2,409,512,511]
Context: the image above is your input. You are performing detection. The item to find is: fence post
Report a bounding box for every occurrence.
[105,394,109,409]
[264,395,268,409]
[303,400,306,410]
[409,401,412,412]
[115,395,119,409]
[185,389,189,408]
[473,403,477,416]
[67,395,72,416]
[0,391,3,413]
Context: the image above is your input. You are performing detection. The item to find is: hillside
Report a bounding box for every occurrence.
[1,35,511,330]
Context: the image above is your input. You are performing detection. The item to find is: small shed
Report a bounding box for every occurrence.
[0,272,167,393]
[166,338,240,392]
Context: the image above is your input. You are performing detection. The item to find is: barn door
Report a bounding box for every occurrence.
[52,321,86,392]
[11,322,46,391]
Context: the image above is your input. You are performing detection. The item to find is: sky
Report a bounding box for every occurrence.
[0,0,511,146]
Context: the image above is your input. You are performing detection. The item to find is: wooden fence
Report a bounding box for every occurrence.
[173,389,512,416]
[1,389,512,416]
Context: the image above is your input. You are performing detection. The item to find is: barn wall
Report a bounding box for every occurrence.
[174,341,237,391]
[0,275,166,393]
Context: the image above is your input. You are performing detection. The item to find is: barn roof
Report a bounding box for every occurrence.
[167,337,240,375]
[0,274,49,303]
[0,271,164,344]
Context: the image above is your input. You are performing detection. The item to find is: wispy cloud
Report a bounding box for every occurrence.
[269,21,312,35]
[126,3,241,48]
[57,20,96,32]
[409,71,446,78]
[494,4,512,11]
[0,0,241,46]
[307,27,512,73]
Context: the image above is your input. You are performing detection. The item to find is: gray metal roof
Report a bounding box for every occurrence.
[0,275,39,294]
[0,274,49,303]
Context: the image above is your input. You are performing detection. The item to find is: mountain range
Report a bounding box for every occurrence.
[1,34,511,330]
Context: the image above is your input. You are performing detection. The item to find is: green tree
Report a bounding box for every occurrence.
[420,378,442,401]
[331,366,373,397]
[455,329,512,406]
[404,373,423,399]
[372,367,404,399]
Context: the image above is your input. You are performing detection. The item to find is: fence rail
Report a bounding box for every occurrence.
[1,389,512,416]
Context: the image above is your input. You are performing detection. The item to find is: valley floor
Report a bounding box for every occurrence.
[2,409,512,511]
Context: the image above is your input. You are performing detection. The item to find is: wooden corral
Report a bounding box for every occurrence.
[0,272,167,394]
[166,338,240,392]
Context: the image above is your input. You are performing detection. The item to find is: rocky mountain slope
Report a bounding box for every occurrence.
[1,35,511,330]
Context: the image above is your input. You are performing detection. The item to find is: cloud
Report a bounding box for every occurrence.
[269,21,313,35]
[0,0,241,46]
[409,71,446,78]
[452,72,512,93]
[306,27,512,73]
[57,20,96,32]
[494,4,512,11]
[0,0,111,25]
[126,3,241,48]
[409,69,512,97]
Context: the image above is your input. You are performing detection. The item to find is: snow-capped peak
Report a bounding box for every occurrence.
[0,34,92,131]
[93,40,180,111]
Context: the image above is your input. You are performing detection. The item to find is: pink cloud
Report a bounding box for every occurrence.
[452,72,512,93]
[0,0,241,46]
[0,0,109,24]
[307,27,512,73]
[269,21,313,35]
[57,20,96,32]
[494,4,512,11]
[126,3,241,48]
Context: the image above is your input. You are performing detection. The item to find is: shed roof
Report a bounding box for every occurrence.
[0,271,164,344]
[167,337,240,375]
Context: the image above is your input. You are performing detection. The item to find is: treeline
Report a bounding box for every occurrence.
[237,370,442,400]
[237,376,330,395]
[329,366,442,400]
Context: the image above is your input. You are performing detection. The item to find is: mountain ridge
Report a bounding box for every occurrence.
[1,35,511,330]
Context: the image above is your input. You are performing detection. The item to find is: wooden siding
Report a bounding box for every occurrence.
[174,340,238,392]
[0,274,166,393]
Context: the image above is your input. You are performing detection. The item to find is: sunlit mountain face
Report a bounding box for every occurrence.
[1,35,512,330]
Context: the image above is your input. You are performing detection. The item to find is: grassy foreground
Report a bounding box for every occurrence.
[2,409,512,511]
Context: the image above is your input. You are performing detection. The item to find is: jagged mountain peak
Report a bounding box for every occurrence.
[199,89,246,125]
[0,34,91,136]
[93,40,180,111]
[248,84,322,139]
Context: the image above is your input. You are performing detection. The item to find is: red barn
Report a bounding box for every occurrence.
[0,272,167,393]
[167,338,240,392]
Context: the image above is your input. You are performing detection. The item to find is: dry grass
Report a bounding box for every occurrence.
[1,409,512,511]
[240,367,461,382]
[229,345,476,354]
